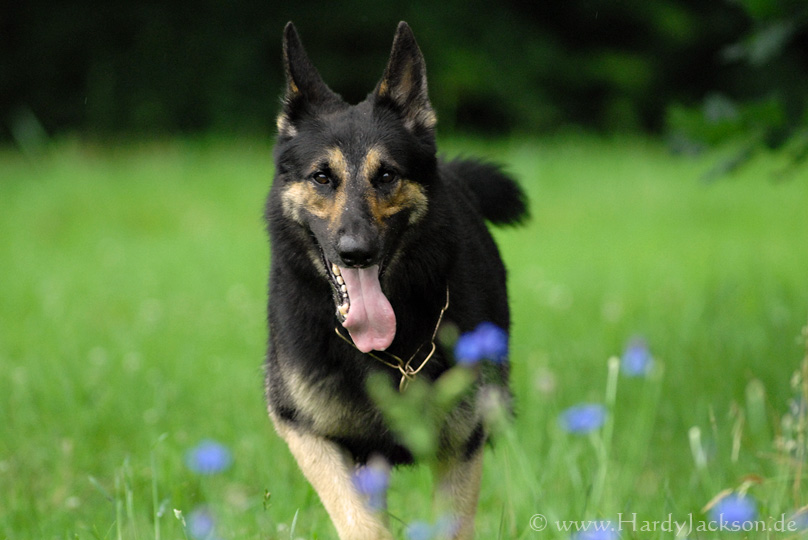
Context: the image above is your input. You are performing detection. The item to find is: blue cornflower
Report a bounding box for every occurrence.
[404,516,458,540]
[187,506,220,540]
[454,333,484,364]
[405,521,435,540]
[789,509,808,530]
[352,456,390,511]
[708,493,758,529]
[571,521,620,539]
[185,440,232,475]
[559,403,607,434]
[621,337,653,377]
[454,322,508,366]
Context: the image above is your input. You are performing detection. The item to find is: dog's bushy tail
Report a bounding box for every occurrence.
[444,159,529,226]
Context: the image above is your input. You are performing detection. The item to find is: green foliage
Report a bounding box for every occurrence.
[2,0,785,138]
[1,136,808,538]
[668,95,786,147]
[666,0,808,180]
[366,368,477,462]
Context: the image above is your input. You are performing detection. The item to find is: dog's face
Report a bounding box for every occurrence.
[272,23,438,353]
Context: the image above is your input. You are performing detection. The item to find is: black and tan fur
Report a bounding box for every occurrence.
[265,21,527,540]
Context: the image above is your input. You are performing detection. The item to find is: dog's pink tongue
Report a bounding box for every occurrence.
[340,265,396,353]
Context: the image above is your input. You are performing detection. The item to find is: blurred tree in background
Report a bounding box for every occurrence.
[667,0,808,178]
[2,0,806,150]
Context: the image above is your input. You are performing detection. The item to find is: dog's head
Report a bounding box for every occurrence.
[272,22,438,353]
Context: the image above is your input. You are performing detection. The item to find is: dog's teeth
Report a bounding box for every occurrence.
[332,264,341,276]
[337,275,344,285]
[340,284,347,293]
[338,302,350,316]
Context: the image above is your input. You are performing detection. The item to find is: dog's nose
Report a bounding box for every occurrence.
[337,235,376,268]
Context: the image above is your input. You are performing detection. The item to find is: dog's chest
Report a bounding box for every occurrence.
[278,363,386,437]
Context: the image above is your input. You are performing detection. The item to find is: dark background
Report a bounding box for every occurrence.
[3,0,806,142]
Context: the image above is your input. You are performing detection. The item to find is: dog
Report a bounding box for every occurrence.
[264,21,527,540]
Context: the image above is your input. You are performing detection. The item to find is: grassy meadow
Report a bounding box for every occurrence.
[1,135,807,539]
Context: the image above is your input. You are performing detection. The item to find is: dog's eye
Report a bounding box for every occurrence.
[376,170,398,185]
[311,172,331,185]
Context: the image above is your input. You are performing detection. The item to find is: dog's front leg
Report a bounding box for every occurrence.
[432,448,484,540]
[273,420,393,540]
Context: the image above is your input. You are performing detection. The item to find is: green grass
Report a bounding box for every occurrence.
[1,135,807,539]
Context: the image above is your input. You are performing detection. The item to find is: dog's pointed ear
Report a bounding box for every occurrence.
[277,22,341,138]
[373,22,436,135]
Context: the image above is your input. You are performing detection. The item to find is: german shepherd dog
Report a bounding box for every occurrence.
[265,21,527,540]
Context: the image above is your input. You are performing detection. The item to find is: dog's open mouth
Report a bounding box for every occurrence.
[326,261,397,353]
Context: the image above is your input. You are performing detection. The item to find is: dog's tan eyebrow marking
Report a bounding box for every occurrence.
[361,146,401,183]
[305,147,350,182]
[362,146,384,184]
[326,147,349,183]
[361,145,426,225]
[324,148,349,228]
